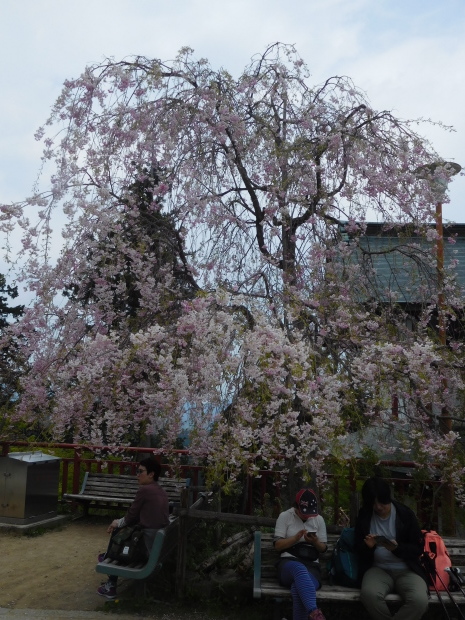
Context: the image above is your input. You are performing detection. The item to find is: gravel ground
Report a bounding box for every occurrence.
[0,518,259,620]
[0,518,118,613]
[0,518,450,620]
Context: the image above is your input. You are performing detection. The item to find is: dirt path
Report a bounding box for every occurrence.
[0,519,113,611]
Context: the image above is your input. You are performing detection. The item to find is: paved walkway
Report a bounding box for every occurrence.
[0,610,152,619]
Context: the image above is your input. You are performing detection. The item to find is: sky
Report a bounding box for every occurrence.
[0,0,464,285]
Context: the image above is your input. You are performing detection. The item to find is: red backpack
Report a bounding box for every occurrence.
[421,530,451,591]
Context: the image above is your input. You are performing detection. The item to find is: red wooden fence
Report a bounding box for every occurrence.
[0,441,443,527]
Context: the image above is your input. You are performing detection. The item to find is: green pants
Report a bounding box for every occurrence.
[360,566,429,620]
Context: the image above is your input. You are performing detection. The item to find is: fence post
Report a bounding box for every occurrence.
[349,467,358,527]
[333,477,340,526]
[175,486,189,599]
[61,460,69,498]
[73,447,82,493]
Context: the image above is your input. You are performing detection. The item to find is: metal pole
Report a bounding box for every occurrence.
[415,162,461,536]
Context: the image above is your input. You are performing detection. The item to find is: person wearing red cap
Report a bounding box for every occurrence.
[274,488,328,620]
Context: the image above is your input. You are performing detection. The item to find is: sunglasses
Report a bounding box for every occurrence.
[136,468,147,474]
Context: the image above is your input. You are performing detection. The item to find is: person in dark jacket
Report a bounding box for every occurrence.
[97,457,169,600]
[354,477,428,620]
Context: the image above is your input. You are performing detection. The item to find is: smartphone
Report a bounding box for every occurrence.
[374,535,391,545]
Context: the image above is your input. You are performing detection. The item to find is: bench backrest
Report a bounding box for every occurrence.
[145,518,180,572]
[257,531,465,581]
[81,472,189,503]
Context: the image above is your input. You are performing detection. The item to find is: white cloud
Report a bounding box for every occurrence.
[0,0,463,225]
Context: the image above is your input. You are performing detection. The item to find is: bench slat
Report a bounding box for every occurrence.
[63,473,190,514]
[65,493,135,504]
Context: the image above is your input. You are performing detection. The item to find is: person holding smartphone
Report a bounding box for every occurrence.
[354,476,428,620]
[274,488,328,620]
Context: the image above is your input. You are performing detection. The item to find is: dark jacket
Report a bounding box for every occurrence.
[354,499,428,584]
[124,482,169,530]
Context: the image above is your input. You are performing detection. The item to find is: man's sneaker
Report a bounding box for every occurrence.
[309,609,326,620]
[97,581,117,600]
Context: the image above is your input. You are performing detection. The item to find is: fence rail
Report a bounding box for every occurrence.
[1,440,203,502]
[0,440,445,528]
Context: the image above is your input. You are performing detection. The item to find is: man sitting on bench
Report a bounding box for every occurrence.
[354,476,429,620]
[97,457,170,599]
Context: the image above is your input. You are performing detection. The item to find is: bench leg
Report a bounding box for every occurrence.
[274,598,291,620]
[134,579,147,599]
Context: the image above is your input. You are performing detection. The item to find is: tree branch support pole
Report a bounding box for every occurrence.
[436,198,455,536]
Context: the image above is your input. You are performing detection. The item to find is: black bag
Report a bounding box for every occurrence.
[106,525,148,565]
[287,542,320,562]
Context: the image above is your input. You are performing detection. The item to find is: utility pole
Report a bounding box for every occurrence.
[415,161,461,536]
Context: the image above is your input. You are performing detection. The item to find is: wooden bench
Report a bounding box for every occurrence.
[63,472,189,516]
[254,531,465,607]
[95,493,206,583]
